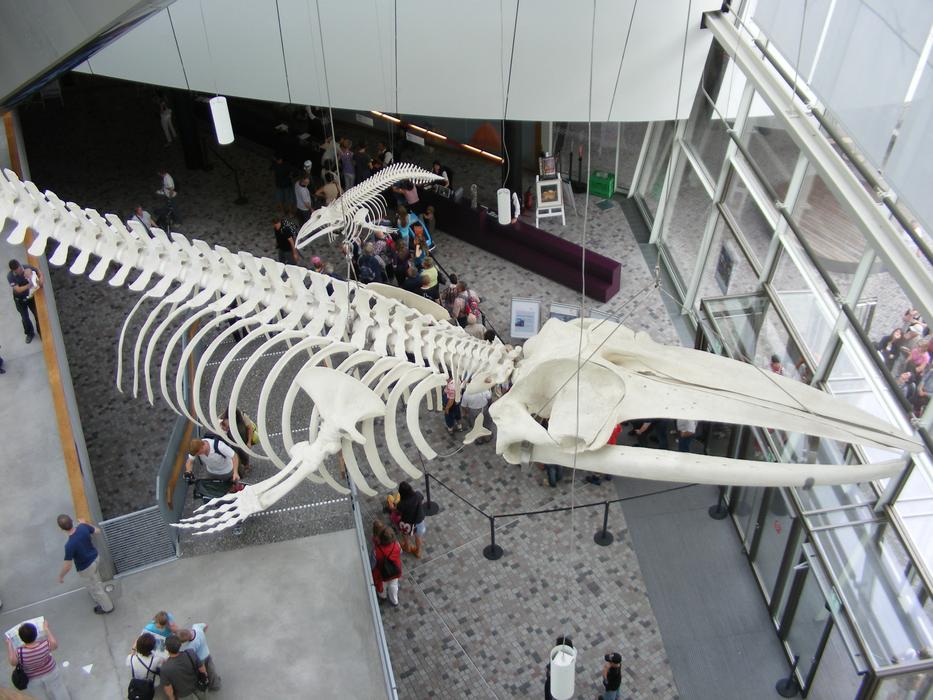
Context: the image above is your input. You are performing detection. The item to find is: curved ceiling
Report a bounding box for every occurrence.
[76,0,720,122]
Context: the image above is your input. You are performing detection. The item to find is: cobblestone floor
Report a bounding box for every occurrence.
[358,410,679,699]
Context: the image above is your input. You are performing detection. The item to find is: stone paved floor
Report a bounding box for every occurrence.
[359,413,679,700]
[18,75,684,697]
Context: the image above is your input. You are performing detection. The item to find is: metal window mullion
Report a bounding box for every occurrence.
[628,121,655,200]
[612,122,621,189]
[649,120,689,245]
[762,153,810,285]
[683,186,730,311]
[678,137,716,199]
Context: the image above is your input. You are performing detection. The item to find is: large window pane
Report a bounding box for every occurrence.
[791,165,869,300]
[815,522,933,671]
[686,92,732,183]
[825,330,906,465]
[742,94,801,201]
[771,240,837,369]
[636,121,675,220]
[724,159,776,266]
[659,159,713,291]
[861,262,914,348]
[696,216,761,301]
[553,122,618,184]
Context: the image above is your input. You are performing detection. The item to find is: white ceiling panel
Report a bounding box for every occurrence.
[201,0,289,102]
[165,0,216,94]
[313,0,396,113]
[75,0,721,121]
[396,0,512,120]
[504,0,595,121]
[87,9,188,91]
[276,0,327,106]
[609,0,718,122]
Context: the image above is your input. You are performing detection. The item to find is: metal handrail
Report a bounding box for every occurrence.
[348,479,399,700]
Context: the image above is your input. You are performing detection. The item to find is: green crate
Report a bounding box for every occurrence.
[589,170,615,199]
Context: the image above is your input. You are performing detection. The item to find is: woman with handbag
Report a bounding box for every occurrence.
[5,620,71,700]
[372,527,403,607]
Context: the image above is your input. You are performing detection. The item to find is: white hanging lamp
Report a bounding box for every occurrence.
[209,96,234,145]
[549,643,576,700]
[496,187,511,225]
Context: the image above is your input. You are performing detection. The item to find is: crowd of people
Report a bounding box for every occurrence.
[876,308,932,416]
[264,135,492,334]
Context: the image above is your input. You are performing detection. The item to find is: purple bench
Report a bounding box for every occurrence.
[422,192,621,302]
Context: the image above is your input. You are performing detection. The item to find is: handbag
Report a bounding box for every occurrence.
[11,648,28,690]
[186,650,209,692]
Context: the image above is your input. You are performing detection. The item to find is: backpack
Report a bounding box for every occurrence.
[127,678,155,700]
[379,545,401,579]
[127,655,156,700]
[458,291,481,318]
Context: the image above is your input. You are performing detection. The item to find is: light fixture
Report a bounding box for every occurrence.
[371,110,401,124]
[209,96,234,145]
[368,111,503,162]
[497,188,511,225]
[549,644,576,700]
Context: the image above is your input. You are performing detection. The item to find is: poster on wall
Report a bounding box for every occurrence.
[510,298,541,340]
[548,303,581,323]
[715,243,735,294]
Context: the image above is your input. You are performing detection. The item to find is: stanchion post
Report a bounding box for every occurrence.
[708,485,729,520]
[593,501,614,546]
[424,472,441,516]
[775,655,801,697]
[483,516,504,560]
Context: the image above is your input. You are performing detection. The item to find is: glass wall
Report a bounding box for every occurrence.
[642,15,933,694]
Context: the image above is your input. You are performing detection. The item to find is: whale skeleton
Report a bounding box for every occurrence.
[0,166,921,534]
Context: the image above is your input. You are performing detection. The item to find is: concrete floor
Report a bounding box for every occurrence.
[0,530,388,699]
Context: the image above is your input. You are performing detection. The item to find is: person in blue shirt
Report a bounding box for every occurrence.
[179,623,221,691]
[57,514,114,613]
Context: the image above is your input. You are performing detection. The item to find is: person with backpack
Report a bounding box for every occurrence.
[184,434,239,483]
[372,527,403,607]
[395,480,427,558]
[451,281,482,327]
[358,241,387,284]
[126,632,164,700]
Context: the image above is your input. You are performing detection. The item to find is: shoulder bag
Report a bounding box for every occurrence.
[11,648,28,690]
[186,649,209,691]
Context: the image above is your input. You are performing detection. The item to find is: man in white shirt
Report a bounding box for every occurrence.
[294,177,313,224]
[156,170,176,198]
[129,206,153,231]
[185,436,239,481]
[377,142,393,166]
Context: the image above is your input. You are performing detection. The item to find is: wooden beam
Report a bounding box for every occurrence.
[4,110,91,521]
